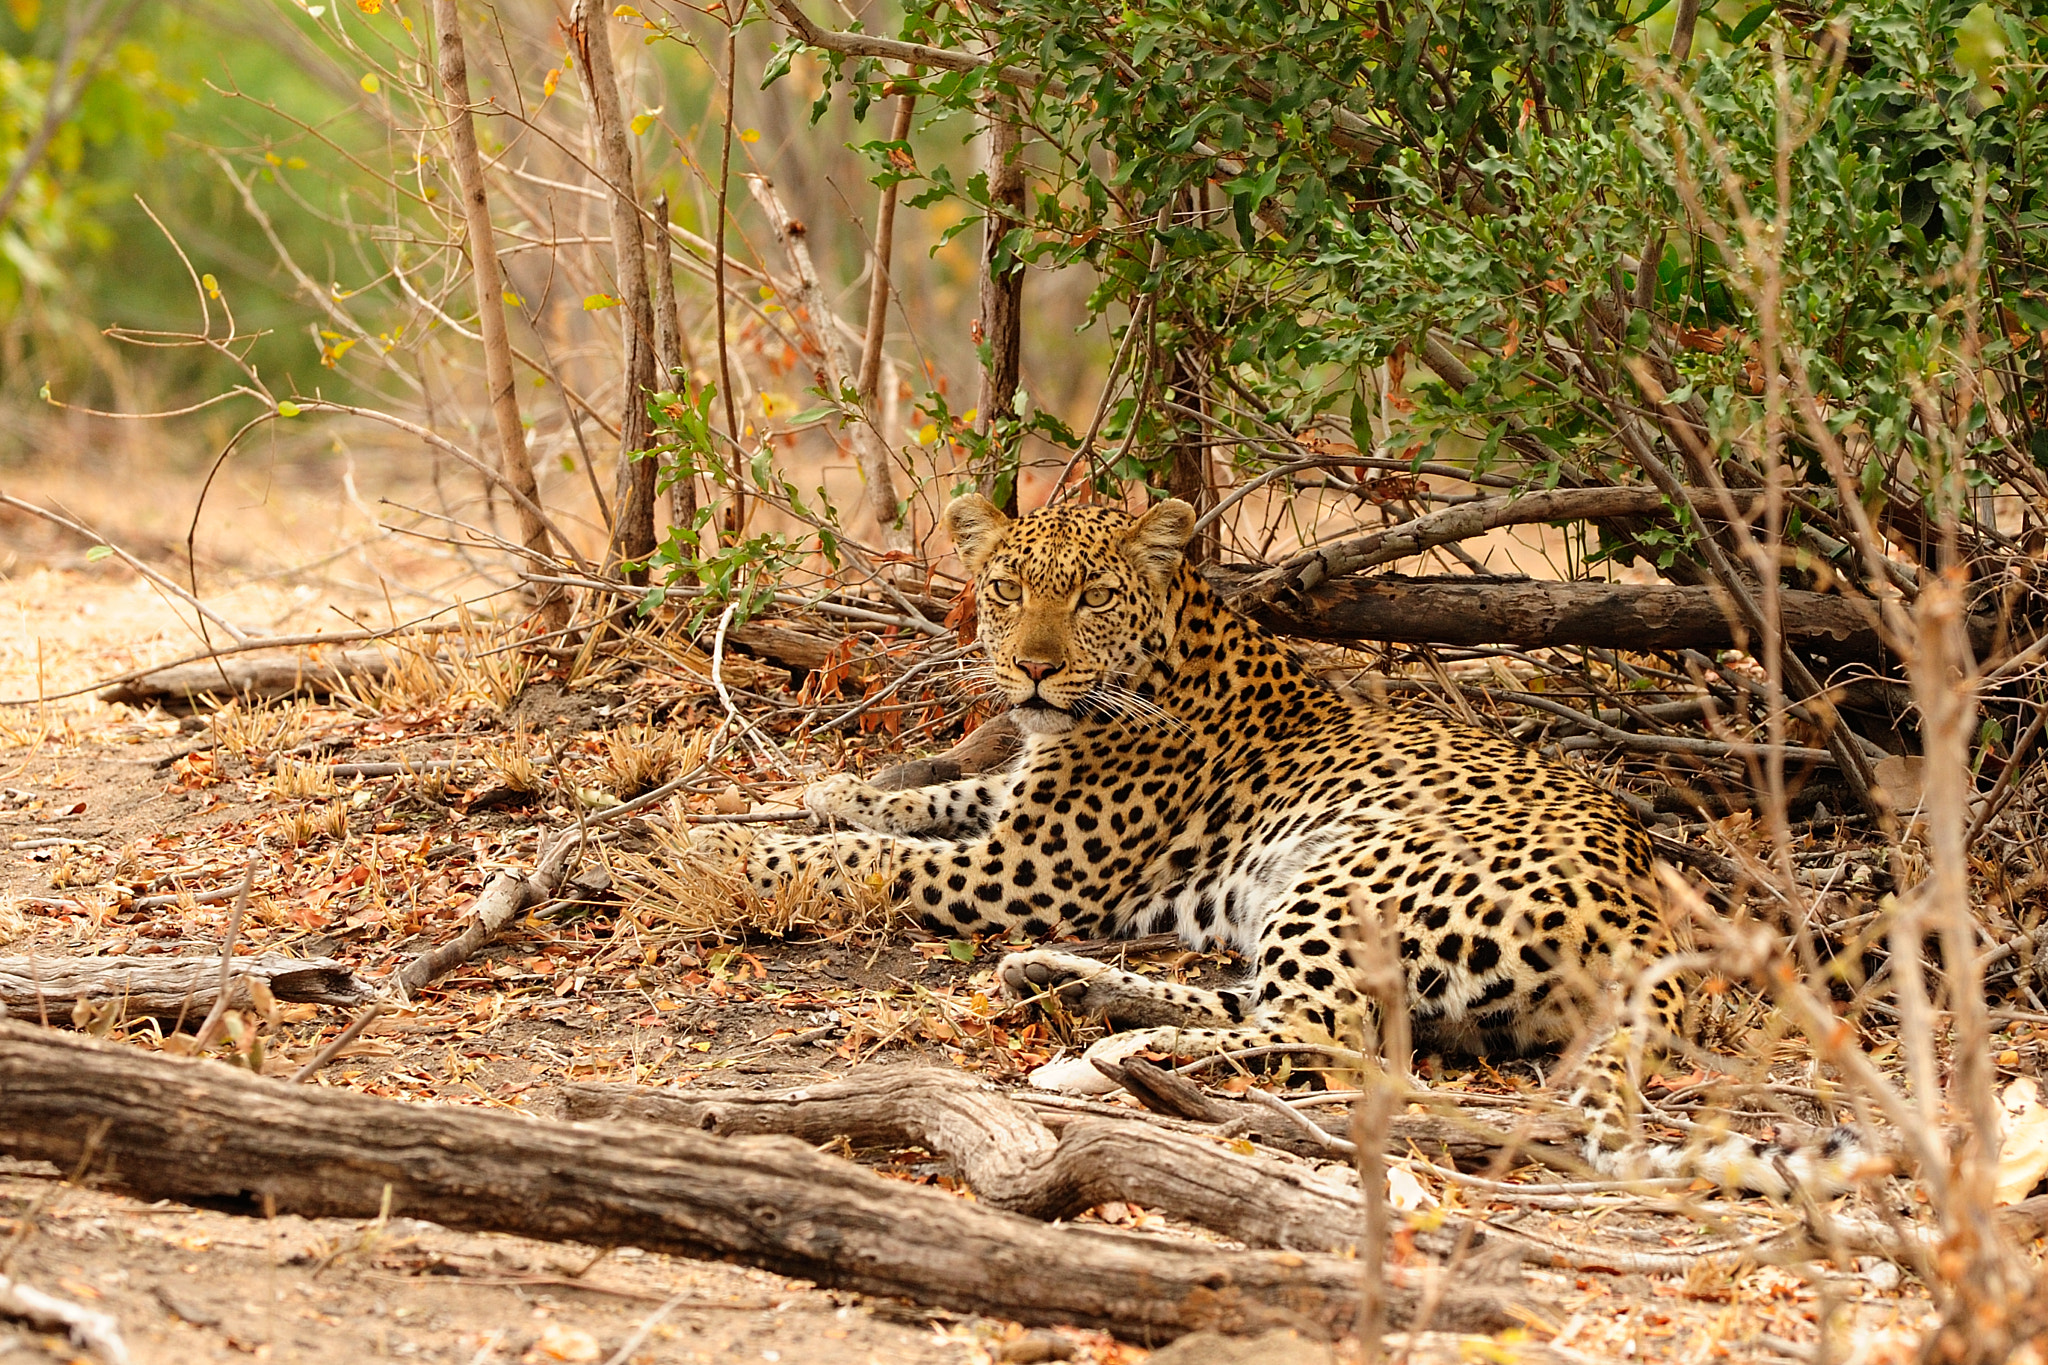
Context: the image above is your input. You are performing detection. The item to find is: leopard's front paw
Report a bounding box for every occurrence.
[684,822,757,869]
[999,948,1112,1014]
[803,772,879,824]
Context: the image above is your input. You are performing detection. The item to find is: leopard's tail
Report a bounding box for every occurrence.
[1568,1024,1877,1199]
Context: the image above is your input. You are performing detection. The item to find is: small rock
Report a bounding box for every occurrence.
[996,1331,1076,1362]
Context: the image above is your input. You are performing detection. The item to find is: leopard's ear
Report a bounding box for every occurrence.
[1125,499,1196,586]
[941,493,1012,576]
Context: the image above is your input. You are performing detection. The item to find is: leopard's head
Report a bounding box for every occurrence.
[940,495,1195,735]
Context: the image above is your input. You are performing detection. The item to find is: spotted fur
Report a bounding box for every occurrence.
[693,496,1865,1195]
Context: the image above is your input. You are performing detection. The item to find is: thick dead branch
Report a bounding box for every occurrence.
[0,1024,1526,1342]
[744,175,905,548]
[561,1069,1380,1248]
[871,714,1022,789]
[97,648,391,708]
[430,0,561,625]
[392,831,583,997]
[725,619,843,672]
[0,954,374,1025]
[1207,570,1991,664]
[571,0,660,580]
[562,1068,1573,1252]
[1242,487,1761,601]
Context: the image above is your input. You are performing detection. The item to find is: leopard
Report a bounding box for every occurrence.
[690,494,1867,1196]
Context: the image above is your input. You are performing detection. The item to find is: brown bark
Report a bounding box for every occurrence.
[1164,345,1216,563]
[975,97,1025,515]
[725,619,844,672]
[431,0,564,629]
[561,1067,1569,1259]
[650,192,699,542]
[0,954,373,1024]
[1207,569,1991,664]
[570,0,658,583]
[858,87,916,407]
[745,176,905,547]
[98,649,390,708]
[871,713,1023,790]
[0,1024,1525,1343]
[1243,486,1762,601]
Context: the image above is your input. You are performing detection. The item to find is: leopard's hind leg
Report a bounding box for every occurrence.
[1568,988,1873,1198]
[997,875,1368,1092]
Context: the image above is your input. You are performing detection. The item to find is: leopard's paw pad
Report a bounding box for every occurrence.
[998,949,1107,1011]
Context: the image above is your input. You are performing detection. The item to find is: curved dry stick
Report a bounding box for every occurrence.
[0,493,252,645]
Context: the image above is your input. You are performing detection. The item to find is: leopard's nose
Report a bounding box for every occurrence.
[1016,657,1062,683]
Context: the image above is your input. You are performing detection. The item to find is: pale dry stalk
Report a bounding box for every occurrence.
[650,191,699,539]
[1345,893,1411,1362]
[857,85,916,408]
[430,0,566,630]
[744,175,906,549]
[570,0,660,580]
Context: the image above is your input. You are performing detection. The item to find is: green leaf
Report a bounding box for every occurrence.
[947,938,977,962]
[583,294,621,310]
[276,401,301,417]
[85,545,114,562]
[1722,2,1775,46]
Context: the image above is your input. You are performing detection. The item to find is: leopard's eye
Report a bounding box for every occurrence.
[1080,585,1113,609]
[987,578,1022,605]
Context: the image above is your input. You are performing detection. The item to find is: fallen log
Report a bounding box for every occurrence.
[0,953,375,1024]
[1207,570,1991,663]
[98,649,391,708]
[0,1022,1520,1336]
[563,1068,1583,1237]
[562,1068,1377,1251]
[0,1022,1529,1342]
[726,619,844,674]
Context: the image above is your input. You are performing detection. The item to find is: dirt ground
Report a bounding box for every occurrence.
[0,443,2026,1365]
[0,449,1064,1365]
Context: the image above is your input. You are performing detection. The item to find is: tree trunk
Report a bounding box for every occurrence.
[570,0,658,583]
[0,1024,1526,1344]
[1163,343,1215,562]
[431,0,565,628]
[975,96,1025,515]
[649,192,698,543]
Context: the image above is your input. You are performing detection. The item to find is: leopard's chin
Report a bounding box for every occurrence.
[1009,700,1078,736]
